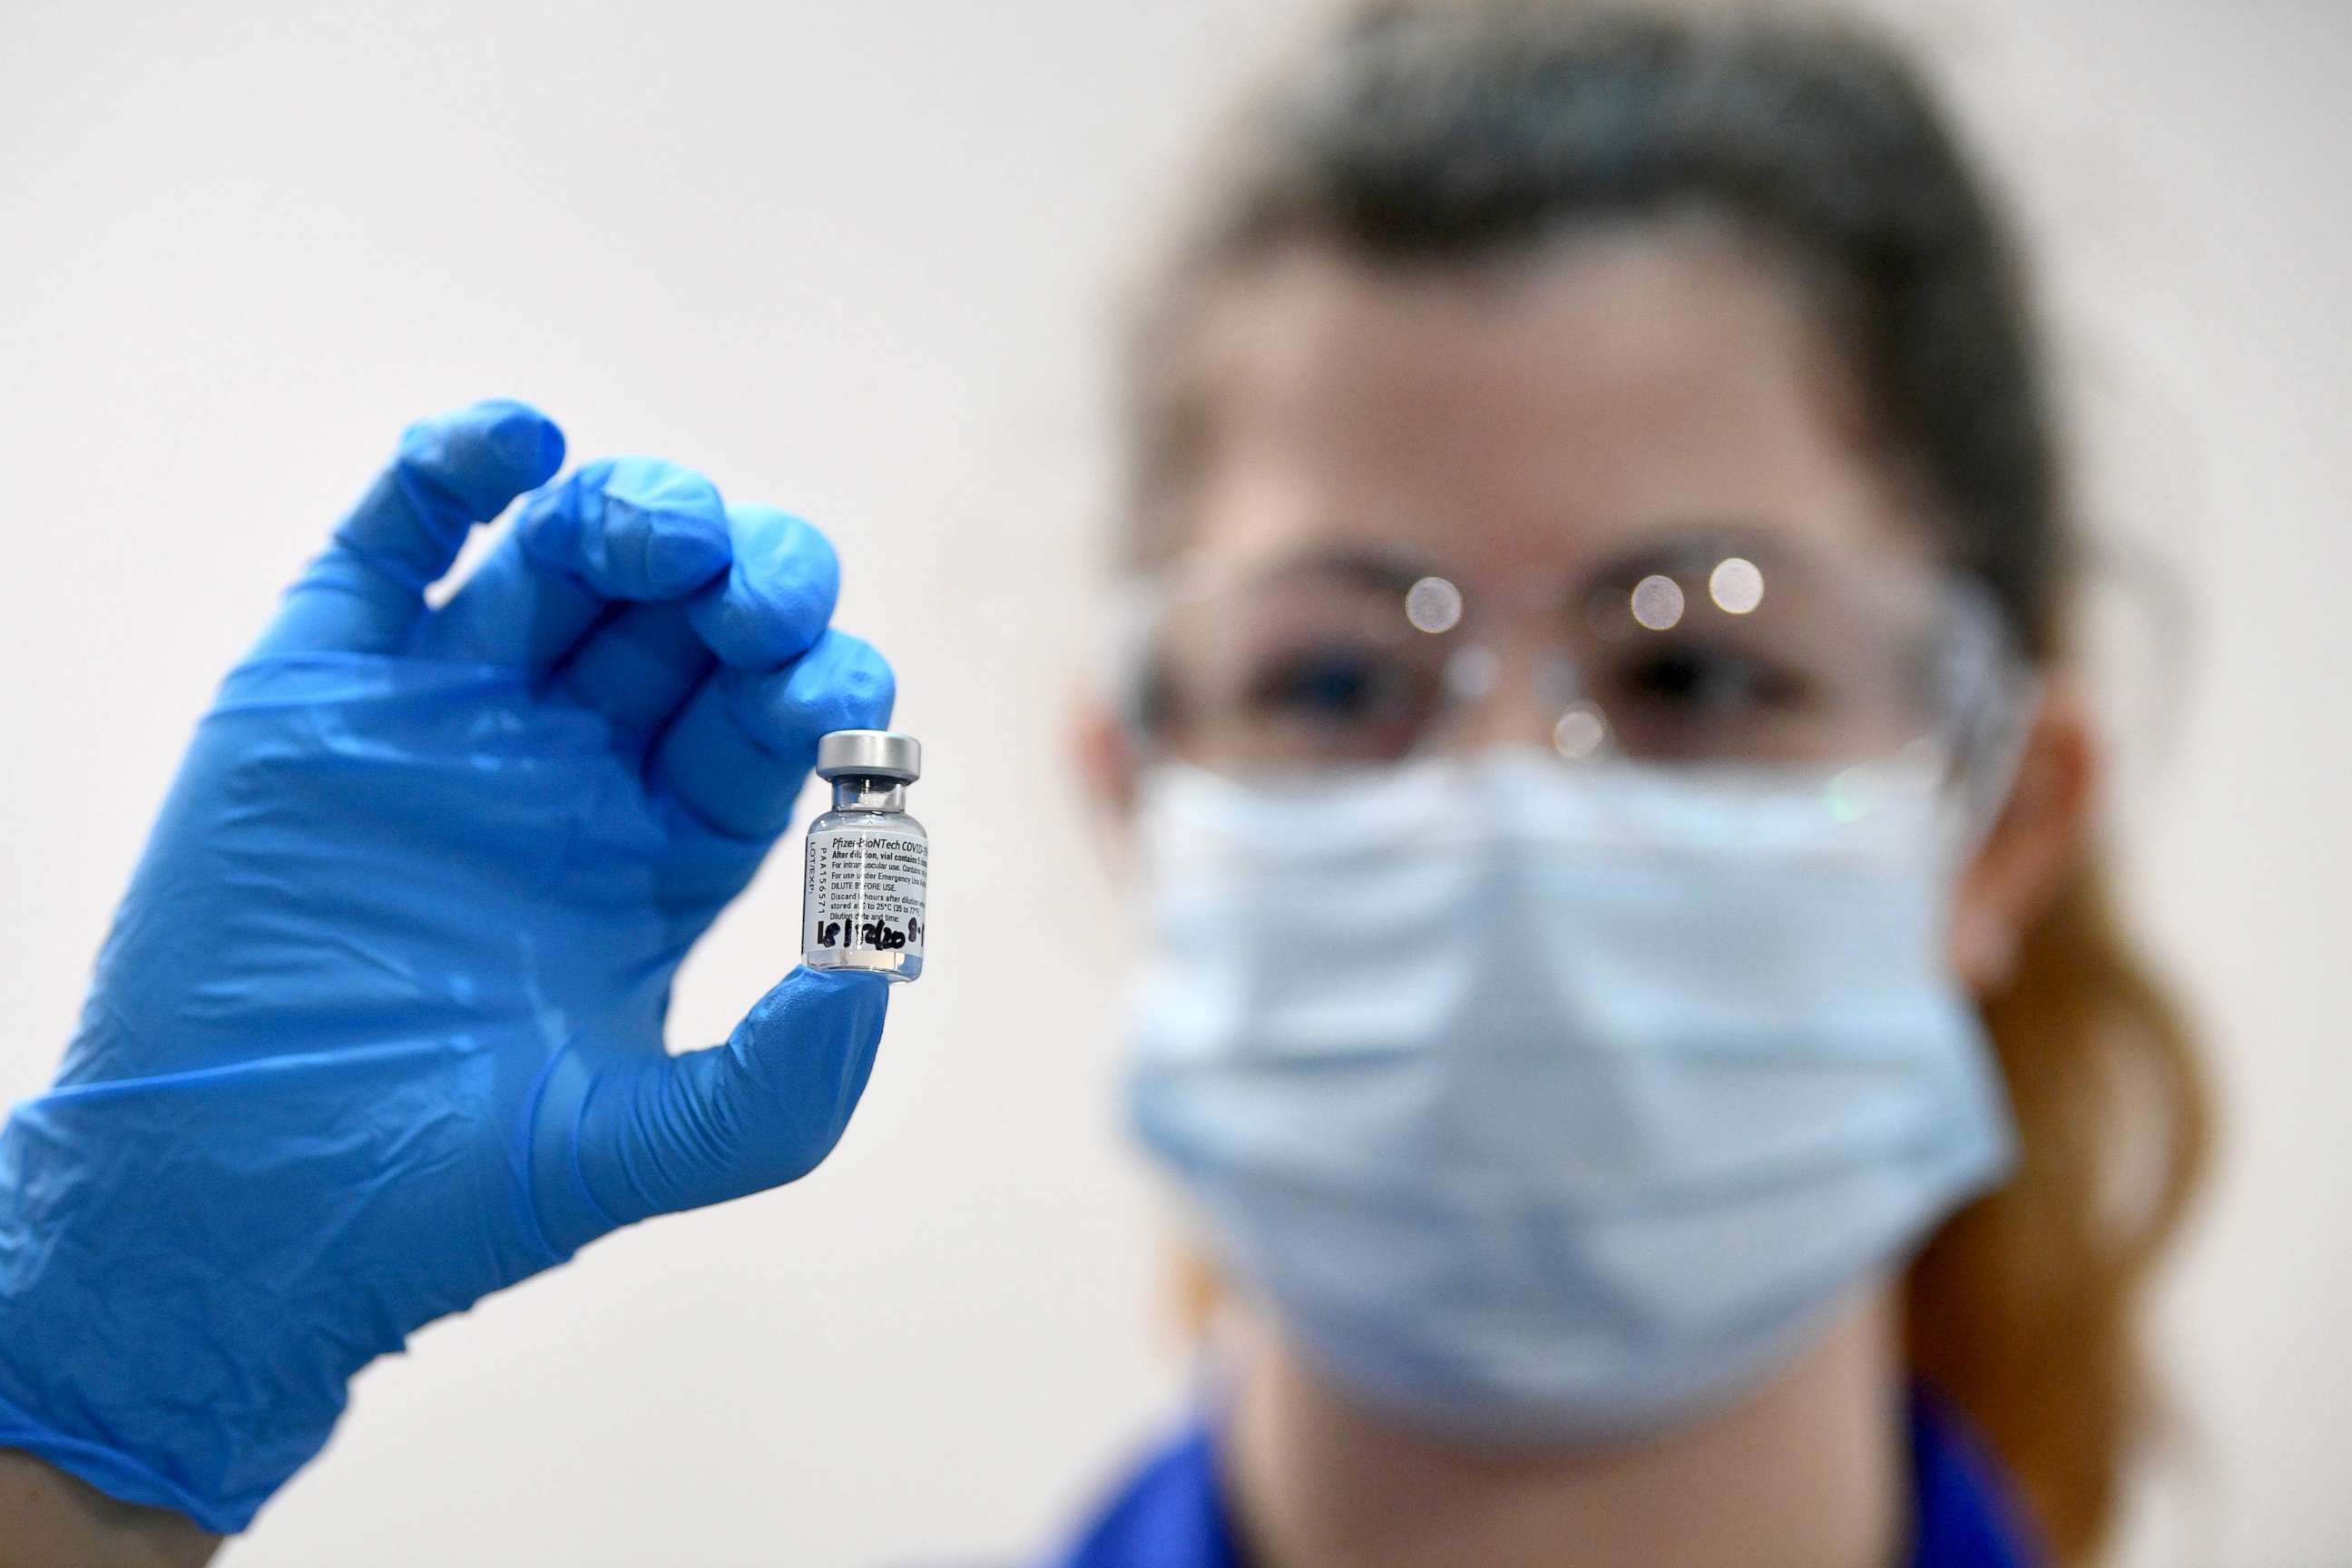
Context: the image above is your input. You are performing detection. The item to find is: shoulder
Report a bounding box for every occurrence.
[1906,1388,2049,1568]
[1034,1419,1242,1568]
[1031,1393,2044,1568]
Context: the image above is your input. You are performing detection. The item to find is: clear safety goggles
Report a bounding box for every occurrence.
[1116,529,2032,833]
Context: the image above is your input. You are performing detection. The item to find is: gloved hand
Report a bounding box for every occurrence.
[0,400,897,1534]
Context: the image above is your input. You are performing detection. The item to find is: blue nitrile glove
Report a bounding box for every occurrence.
[0,399,897,1534]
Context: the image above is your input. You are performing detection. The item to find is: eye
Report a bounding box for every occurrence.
[1616,642,1808,717]
[1247,646,1423,729]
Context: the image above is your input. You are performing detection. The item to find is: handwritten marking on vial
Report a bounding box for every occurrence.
[814,917,922,950]
[801,730,928,983]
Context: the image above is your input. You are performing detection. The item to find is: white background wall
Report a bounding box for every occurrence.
[1,2,2344,1563]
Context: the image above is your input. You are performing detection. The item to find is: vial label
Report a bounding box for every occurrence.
[804,827,927,958]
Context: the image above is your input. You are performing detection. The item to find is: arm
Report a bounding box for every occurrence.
[0,401,897,1538]
[0,1454,220,1568]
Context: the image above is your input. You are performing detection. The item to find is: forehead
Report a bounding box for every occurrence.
[1186,226,1920,581]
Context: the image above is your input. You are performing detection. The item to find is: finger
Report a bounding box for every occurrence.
[413,457,732,671]
[546,500,839,742]
[652,629,896,839]
[553,600,715,739]
[252,399,564,657]
[683,505,840,669]
[573,968,891,1230]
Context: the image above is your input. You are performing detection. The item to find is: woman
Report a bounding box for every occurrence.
[0,4,2207,1565]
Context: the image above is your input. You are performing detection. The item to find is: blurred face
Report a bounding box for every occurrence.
[1101,223,2093,1441]
[1096,224,2091,989]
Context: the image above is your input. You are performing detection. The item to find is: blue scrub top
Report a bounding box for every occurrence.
[1044,1389,2041,1568]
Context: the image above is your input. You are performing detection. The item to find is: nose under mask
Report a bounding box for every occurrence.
[1123,749,2014,1441]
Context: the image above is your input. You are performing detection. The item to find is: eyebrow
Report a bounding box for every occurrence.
[1252,540,1446,593]
[1572,525,1802,589]
[1265,524,1798,583]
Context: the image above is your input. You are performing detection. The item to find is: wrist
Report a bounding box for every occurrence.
[0,1450,222,1568]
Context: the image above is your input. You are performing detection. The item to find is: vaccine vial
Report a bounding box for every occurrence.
[802,730,927,983]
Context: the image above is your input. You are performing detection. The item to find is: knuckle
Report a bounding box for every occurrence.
[602,456,724,519]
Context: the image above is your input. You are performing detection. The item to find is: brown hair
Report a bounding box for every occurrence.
[1120,3,2211,1559]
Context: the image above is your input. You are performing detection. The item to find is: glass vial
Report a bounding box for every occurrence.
[802,730,926,983]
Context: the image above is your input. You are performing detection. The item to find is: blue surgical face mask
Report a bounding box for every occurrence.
[1124,748,2015,1441]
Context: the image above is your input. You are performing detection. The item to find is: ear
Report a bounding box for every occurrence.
[1071,691,1140,864]
[1948,677,2099,995]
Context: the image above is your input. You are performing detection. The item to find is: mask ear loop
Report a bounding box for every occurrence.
[2073,529,2197,840]
[1105,576,1168,747]
[1940,579,2043,867]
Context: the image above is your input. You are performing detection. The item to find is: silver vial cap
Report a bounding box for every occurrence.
[815,729,922,784]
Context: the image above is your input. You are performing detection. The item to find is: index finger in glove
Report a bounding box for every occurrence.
[547,501,840,743]
[251,399,565,658]
[413,457,734,672]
